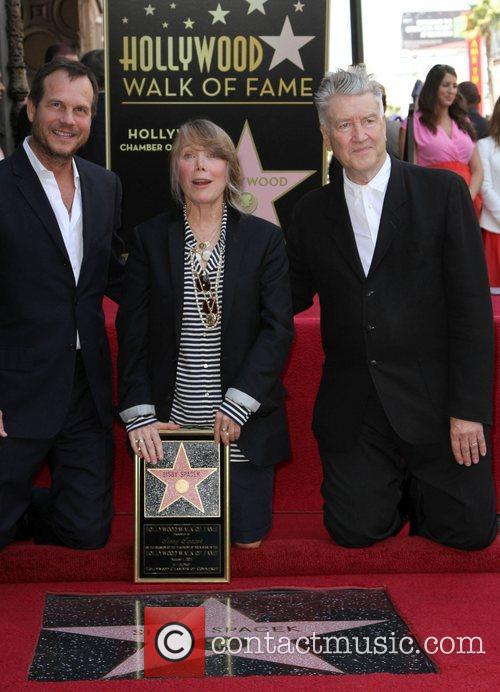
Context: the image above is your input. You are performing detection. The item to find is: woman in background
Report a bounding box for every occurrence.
[400,64,483,215]
[478,97,500,293]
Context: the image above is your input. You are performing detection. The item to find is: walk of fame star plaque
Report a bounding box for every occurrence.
[134,428,230,583]
[28,589,436,680]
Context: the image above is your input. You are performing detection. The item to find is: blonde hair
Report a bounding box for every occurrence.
[170,119,246,213]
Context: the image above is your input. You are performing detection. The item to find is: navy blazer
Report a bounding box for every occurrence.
[0,147,124,438]
[288,157,494,451]
[117,207,294,467]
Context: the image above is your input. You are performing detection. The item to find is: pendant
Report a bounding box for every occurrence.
[199,241,210,250]
[201,249,211,262]
[205,313,217,327]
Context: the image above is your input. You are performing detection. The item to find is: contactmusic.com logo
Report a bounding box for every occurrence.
[144,607,205,678]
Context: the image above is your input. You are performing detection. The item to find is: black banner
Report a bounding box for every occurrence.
[105,0,329,232]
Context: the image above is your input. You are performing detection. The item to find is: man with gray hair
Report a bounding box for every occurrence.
[287,66,496,550]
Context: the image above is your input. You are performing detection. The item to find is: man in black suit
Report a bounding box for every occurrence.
[287,67,496,550]
[0,59,124,550]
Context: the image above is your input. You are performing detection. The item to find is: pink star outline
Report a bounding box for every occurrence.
[146,442,217,513]
[236,121,315,226]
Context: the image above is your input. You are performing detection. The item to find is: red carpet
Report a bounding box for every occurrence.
[1,574,499,690]
[4,295,496,584]
[1,515,498,584]
[1,298,499,687]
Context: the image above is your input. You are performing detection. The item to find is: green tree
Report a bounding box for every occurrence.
[466,0,500,107]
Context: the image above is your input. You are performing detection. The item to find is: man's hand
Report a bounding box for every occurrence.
[214,411,241,447]
[450,417,487,466]
[0,410,7,438]
[128,421,180,464]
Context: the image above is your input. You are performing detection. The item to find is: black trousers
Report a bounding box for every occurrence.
[319,388,497,551]
[230,462,274,543]
[0,353,113,550]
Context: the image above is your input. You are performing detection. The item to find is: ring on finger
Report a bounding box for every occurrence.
[470,442,478,447]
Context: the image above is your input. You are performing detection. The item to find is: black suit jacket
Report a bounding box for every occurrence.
[117,207,294,467]
[287,157,494,451]
[0,147,124,438]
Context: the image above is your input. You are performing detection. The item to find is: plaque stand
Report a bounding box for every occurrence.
[134,428,230,582]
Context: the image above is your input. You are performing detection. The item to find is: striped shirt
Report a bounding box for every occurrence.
[126,207,250,462]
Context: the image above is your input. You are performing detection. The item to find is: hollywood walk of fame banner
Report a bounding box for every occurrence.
[104,0,329,235]
[134,429,230,583]
[28,588,436,680]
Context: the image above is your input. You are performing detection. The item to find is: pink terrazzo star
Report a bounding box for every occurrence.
[147,442,217,513]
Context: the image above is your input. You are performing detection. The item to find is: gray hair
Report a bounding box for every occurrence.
[170,119,246,214]
[315,66,384,125]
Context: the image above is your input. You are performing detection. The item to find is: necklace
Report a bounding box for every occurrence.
[184,205,226,329]
[186,211,222,264]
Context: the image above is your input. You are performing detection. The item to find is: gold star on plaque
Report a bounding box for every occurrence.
[147,442,217,513]
[209,3,230,25]
[184,17,195,29]
[144,4,155,16]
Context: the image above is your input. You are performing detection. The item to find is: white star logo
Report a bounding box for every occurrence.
[121,17,128,24]
[170,2,176,8]
[260,15,315,70]
[209,3,230,25]
[294,1,305,11]
[246,0,268,14]
[184,17,195,29]
[162,21,168,29]
[46,597,386,678]
[144,4,155,16]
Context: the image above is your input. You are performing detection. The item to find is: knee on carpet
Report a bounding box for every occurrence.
[436,521,497,551]
[323,503,402,548]
[54,521,111,550]
[324,518,385,548]
[414,504,498,551]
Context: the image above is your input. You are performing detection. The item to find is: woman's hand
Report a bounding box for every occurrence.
[214,411,241,446]
[128,421,180,464]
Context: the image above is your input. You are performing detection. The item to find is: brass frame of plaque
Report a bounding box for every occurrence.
[134,428,230,583]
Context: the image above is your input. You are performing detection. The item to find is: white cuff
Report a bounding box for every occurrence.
[120,404,156,423]
[225,388,260,413]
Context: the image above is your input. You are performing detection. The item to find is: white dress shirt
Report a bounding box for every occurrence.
[478,136,500,234]
[23,137,83,347]
[343,154,391,276]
